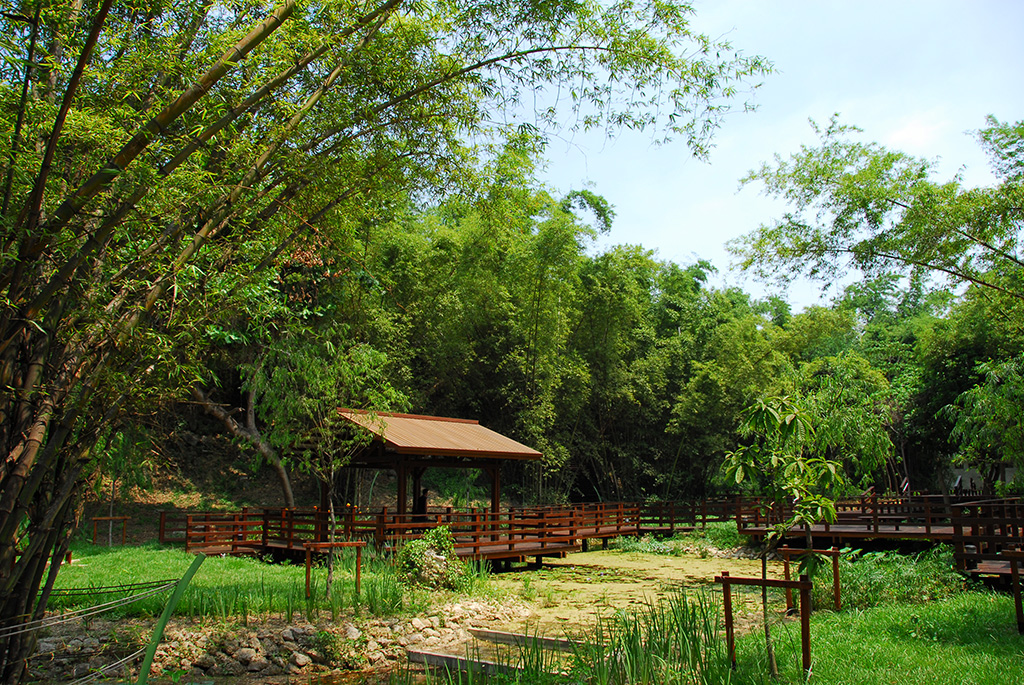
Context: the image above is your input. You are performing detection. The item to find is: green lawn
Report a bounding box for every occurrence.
[734,592,1024,685]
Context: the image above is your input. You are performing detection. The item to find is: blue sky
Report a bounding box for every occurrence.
[537,0,1024,309]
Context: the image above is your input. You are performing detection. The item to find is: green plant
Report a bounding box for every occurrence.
[569,589,730,685]
[815,546,966,610]
[396,526,471,591]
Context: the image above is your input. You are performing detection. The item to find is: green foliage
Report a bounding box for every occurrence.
[615,523,748,556]
[795,351,895,486]
[947,355,1024,483]
[396,527,471,591]
[243,327,408,473]
[813,547,966,611]
[725,395,845,541]
[734,592,1022,685]
[731,115,1024,302]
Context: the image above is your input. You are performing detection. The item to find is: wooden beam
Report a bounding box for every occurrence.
[468,628,578,653]
[406,650,520,677]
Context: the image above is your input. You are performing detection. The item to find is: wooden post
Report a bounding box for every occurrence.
[356,545,362,594]
[782,545,793,611]
[721,571,736,669]
[489,465,501,515]
[831,546,841,611]
[1011,556,1023,634]
[799,574,812,676]
[397,463,407,516]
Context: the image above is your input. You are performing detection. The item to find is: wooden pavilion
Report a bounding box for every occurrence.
[337,409,543,514]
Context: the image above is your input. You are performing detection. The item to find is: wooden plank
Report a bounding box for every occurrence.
[468,628,578,653]
[406,649,520,676]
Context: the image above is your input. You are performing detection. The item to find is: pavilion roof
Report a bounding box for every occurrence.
[337,409,542,462]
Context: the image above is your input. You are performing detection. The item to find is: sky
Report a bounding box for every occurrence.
[537,0,1024,309]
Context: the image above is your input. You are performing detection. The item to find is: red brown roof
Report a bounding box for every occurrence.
[337,409,542,460]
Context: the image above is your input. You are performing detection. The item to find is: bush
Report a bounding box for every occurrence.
[813,546,967,610]
[396,526,470,591]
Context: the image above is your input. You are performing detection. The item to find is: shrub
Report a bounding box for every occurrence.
[396,526,470,591]
[813,546,967,610]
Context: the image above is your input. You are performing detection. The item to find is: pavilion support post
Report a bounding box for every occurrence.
[489,466,501,514]
[397,462,408,516]
[412,467,426,511]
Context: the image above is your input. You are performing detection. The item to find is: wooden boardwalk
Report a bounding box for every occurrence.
[735,495,1023,582]
[158,499,741,565]
[157,495,1022,583]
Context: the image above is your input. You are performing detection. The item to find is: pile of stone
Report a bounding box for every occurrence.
[30,598,532,681]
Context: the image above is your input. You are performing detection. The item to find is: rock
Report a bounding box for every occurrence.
[193,654,216,670]
[410,617,428,630]
[235,647,257,665]
[281,627,295,642]
[423,628,440,638]
[366,640,380,652]
[247,655,269,672]
[429,616,440,628]
[291,651,311,668]
[344,623,361,641]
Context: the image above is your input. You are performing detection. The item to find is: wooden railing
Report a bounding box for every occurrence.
[734,494,982,536]
[951,498,1024,571]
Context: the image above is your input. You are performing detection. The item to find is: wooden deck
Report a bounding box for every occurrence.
[157,495,1023,583]
[158,499,743,564]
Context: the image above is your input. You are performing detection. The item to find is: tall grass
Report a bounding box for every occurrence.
[732,591,1024,684]
[811,545,967,610]
[569,589,731,685]
[49,542,407,620]
[399,589,729,685]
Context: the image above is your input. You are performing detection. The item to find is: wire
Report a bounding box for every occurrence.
[0,581,176,640]
[66,647,147,685]
[47,579,178,597]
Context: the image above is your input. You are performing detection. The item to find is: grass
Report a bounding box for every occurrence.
[614,522,749,557]
[50,541,414,621]
[812,546,968,610]
[732,591,1024,684]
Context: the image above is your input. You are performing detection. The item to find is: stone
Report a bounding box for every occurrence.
[410,617,428,630]
[366,640,380,652]
[247,655,269,672]
[193,654,216,670]
[280,627,295,642]
[344,624,361,641]
[235,647,257,664]
[290,651,311,668]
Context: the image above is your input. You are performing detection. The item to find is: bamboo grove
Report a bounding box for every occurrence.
[0,0,771,679]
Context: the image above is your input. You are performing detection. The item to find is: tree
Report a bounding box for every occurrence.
[730,116,1024,302]
[1,2,770,677]
[724,395,844,678]
[947,355,1024,493]
[243,327,407,595]
[795,352,894,490]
